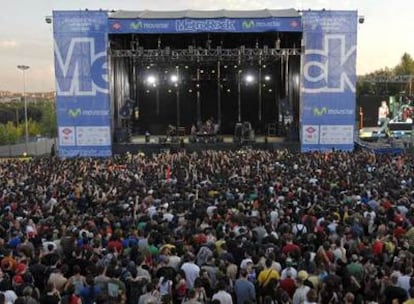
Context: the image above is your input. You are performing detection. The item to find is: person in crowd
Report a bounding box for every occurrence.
[0,149,413,304]
[234,268,255,304]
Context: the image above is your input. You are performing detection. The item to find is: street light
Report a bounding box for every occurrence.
[17,65,30,154]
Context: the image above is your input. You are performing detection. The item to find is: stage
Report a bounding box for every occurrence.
[112,134,300,154]
[52,10,359,157]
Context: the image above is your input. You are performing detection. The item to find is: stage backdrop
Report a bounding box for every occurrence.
[53,11,112,157]
[300,11,357,152]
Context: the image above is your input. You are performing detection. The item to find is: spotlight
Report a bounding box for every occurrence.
[264,75,271,81]
[147,75,157,85]
[200,70,204,74]
[268,89,273,93]
[188,89,193,93]
[276,38,281,50]
[245,75,254,83]
[224,65,228,69]
[170,74,178,83]
[263,65,267,68]
[234,65,238,69]
[211,70,215,74]
[168,89,172,93]
[227,89,231,93]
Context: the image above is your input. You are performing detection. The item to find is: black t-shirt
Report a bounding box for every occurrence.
[383,285,407,304]
[40,293,60,304]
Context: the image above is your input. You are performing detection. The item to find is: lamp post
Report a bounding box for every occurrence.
[17,65,30,154]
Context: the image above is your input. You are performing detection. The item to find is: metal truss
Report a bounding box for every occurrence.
[360,75,414,83]
[109,47,301,63]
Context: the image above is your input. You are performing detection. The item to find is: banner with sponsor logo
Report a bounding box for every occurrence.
[300,11,357,152]
[109,17,302,34]
[53,11,112,157]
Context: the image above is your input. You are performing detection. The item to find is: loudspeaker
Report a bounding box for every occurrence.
[114,128,130,143]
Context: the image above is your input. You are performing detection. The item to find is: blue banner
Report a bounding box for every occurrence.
[109,17,302,34]
[53,11,112,157]
[300,11,357,152]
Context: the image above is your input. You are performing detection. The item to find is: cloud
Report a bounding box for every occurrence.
[0,40,18,49]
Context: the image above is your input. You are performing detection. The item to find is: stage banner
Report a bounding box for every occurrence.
[109,17,302,34]
[300,11,357,152]
[53,11,112,157]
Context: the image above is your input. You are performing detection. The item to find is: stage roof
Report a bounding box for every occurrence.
[109,9,300,19]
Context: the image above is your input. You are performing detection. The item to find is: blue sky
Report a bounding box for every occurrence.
[1,0,413,92]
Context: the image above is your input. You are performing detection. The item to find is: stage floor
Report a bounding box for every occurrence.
[113,135,299,155]
[129,134,286,144]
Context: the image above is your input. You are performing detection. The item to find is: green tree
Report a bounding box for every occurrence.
[394,53,414,75]
[0,124,17,145]
[28,119,41,136]
[39,101,57,137]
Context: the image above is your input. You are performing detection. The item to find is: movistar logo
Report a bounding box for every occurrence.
[313,107,328,117]
[130,21,143,30]
[68,108,81,118]
[242,20,256,29]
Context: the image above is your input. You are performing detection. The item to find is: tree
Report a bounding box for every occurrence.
[394,53,414,75]
[39,101,57,137]
[0,124,17,145]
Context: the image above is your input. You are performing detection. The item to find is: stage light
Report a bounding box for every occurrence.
[146,75,157,86]
[263,64,267,68]
[185,65,189,69]
[146,90,150,94]
[234,65,238,69]
[224,65,228,69]
[245,74,254,83]
[227,89,231,93]
[170,74,179,83]
[200,70,204,74]
[276,38,281,50]
[211,70,215,74]
[268,89,273,93]
[264,75,271,81]
[146,66,151,69]
[168,89,172,93]
[188,89,193,93]
[196,84,200,88]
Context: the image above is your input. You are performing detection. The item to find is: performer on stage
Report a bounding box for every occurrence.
[378,100,389,126]
[378,100,390,136]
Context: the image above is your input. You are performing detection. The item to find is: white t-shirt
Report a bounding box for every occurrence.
[212,290,233,304]
[181,262,200,289]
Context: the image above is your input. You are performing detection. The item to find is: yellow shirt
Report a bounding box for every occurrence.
[258,268,280,286]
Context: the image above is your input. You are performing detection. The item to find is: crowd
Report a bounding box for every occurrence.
[0,149,413,304]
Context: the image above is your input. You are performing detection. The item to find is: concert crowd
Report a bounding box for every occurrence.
[0,149,413,304]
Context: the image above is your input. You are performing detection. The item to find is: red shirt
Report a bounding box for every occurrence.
[372,240,384,256]
[279,278,296,297]
[107,239,123,253]
[282,243,301,255]
[394,226,407,239]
